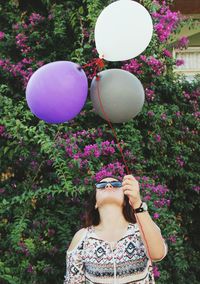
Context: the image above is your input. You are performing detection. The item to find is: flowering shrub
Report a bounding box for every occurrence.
[0,0,199,283]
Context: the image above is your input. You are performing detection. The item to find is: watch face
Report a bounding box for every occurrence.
[142,202,148,211]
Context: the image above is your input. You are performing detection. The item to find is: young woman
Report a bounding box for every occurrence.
[64,175,168,283]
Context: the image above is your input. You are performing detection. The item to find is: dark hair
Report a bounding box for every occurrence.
[82,176,136,227]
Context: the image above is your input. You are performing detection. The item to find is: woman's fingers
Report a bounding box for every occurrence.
[122,185,133,192]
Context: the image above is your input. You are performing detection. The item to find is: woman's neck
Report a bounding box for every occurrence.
[96,203,128,231]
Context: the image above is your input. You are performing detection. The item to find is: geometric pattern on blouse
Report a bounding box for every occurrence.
[64,222,167,284]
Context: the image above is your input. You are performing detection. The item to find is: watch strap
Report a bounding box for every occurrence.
[134,202,143,213]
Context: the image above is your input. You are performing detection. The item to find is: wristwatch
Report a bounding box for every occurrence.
[134,202,148,213]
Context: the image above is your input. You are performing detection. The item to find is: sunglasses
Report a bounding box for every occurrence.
[95,181,122,189]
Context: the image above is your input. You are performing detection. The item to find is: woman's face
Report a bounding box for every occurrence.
[95,177,124,208]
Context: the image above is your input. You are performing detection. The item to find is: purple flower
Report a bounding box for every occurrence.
[146,56,164,75]
[146,89,155,102]
[22,58,33,64]
[143,195,151,201]
[0,31,5,40]
[12,23,20,30]
[0,125,5,135]
[147,110,155,117]
[37,61,44,67]
[49,246,58,256]
[84,177,89,185]
[48,228,55,237]
[48,14,54,20]
[0,188,5,194]
[175,111,181,117]
[168,235,176,243]
[176,36,189,49]
[153,213,160,219]
[161,113,167,120]
[27,264,34,273]
[155,134,161,142]
[176,59,184,66]
[46,159,53,166]
[176,156,185,167]
[153,265,160,278]
[29,13,45,26]
[192,186,200,193]
[94,162,125,182]
[30,160,38,170]
[163,49,172,58]
[122,59,143,75]
[47,194,54,201]
[152,3,180,42]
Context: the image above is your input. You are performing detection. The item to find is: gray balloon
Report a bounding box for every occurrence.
[90,69,145,123]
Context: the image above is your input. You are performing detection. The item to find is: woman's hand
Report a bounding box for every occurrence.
[122,175,142,208]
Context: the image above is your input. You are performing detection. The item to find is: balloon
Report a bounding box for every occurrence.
[95,0,153,61]
[90,69,144,123]
[26,61,88,124]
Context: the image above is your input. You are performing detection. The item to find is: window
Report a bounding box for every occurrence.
[173,47,200,81]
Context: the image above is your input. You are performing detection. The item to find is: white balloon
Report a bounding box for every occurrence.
[95,0,153,61]
[90,69,145,123]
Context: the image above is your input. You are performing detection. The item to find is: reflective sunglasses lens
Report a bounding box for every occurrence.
[96,182,107,189]
[96,181,122,189]
[111,181,122,187]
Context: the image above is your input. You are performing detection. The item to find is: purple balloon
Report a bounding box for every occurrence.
[26,61,88,123]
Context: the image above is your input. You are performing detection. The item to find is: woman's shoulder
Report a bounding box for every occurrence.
[67,227,88,253]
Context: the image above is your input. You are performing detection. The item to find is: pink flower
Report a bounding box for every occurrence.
[94,162,125,182]
[147,111,155,117]
[144,195,151,201]
[175,111,181,117]
[169,235,177,243]
[176,156,185,167]
[0,31,5,40]
[48,228,55,237]
[176,59,184,66]
[29,13,45,26]
[153,213,160,219]
[161,113,167,120]
[12,23,20,30]
[153,265,160,278]
[146,89,155,101]
[22,58,33,64]
[0,188,5,194]
[27,264,34,273]
[146,56,164,75]
[176,36,189,49]
[163,49,172,58]
[0,125,5,135]
[192,186,200,193]
[152,4,180,42]
[155,134,161,142]
[122,59,143,75]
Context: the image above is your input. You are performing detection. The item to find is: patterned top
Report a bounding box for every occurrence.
[64,222,168,284]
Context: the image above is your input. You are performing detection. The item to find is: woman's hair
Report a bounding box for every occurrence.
[82,176,136,227]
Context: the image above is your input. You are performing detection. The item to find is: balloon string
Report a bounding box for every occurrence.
[82,57,153,269]
[95,74,153,269]
[82,57,105,78]
[96,76,130,175]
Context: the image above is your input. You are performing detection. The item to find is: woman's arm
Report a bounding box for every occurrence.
[64,228,86,284]
[133,199,168,261]
[123,175,168,262]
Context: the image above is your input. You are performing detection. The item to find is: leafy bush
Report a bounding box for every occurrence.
[0,0,199,283]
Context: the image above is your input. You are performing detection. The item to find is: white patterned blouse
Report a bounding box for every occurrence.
[64,222,168,284]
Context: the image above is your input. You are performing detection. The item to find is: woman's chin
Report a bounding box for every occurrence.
[97,198,123,208]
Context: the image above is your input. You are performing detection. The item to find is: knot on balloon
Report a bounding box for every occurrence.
[96,74,101,81]
[77,65,82,71]
[96,57,105,69]
[82,57,105,78]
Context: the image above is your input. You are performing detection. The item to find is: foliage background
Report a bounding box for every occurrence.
[0,0,199,283]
